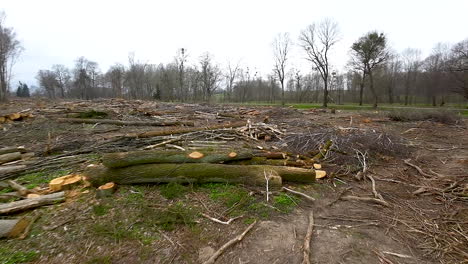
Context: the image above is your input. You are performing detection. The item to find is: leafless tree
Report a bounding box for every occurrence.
[0,12,22,102]
[402,48,422,105]
[175,48,188,101]
[225,60,240,101]
[299,18,340,107]
[447,39,468,99]
[273,33,291,106]
[199,52,221,102]
[36,70,58,98]
[126,53,147,99]
[106,63,125,98]
[52,64,70,98]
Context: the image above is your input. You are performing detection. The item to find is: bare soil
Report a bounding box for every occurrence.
[0,98,466,264]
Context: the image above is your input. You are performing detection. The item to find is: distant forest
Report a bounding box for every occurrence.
[1,14,467,107]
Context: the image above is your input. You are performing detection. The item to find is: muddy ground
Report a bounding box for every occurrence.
[0,98,467,264]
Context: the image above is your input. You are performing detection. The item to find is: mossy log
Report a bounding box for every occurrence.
[226,157,305,167]
[102,150,254,168]
[57,118,194,127]
[312,140,333,161]
[85,163,315,188]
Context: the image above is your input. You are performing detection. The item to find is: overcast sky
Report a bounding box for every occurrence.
[2,0,468,87]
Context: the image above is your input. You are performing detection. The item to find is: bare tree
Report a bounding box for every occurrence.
[52,64,70,98]
[299,18,340,107]
[447,39,468,99]
[106,63,125,98]
[273,33,291,106]
[175,48,188,101]
[402,48,422,105]
[0,12,22,102]
[349,31,390,107]
[36,70,58,98]
[199,52,221,102]
[225,60,240,101]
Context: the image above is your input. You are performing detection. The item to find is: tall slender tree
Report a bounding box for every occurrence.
[299,18,340,107]
[273,33,291,106]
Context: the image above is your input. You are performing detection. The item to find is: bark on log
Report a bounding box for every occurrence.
[57,118,194,127]
[0,152,22,165]
[102,150,254,168]
[0,218,29,238]
[127,121,246,138]
[7,180,29,196]
[0,192,65,215]
[0,146,26,155]
[0,165,27,175]
[85,163,315,187]
[96,182,117,198]
[226,157,305,167]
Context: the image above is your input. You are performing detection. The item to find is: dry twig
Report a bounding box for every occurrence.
[302,211,315,264]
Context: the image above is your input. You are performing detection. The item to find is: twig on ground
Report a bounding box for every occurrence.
[341,195,390,207]
[403,159,433,178]
[282,187,316,202]
[302,211,315,264]
[18,212,41,240]
[201,213,243,225]
[367,175,385,201]
[327,187,352,206]
[203,221,257,264]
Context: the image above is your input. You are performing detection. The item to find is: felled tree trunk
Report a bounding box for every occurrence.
[57,118,194,127]
[0,218,29,238]
[226,157,305,167]
[0,152,22,165]
[0,165,26,175]
[85,163,314,188]
[127,121,246,138]
[102,150,253,168]
[0,146,26,155]
[0,192,65,215]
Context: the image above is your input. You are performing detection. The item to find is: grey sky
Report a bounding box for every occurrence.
[2,0,468,87]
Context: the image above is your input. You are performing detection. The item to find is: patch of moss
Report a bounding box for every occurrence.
[92,204,111,216]
[78,110,108,119]
[273,193,299,213]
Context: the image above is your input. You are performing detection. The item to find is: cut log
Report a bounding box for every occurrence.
[0,165,27,175]
[0,152,22,165]
[188,151,204,159]
[0,116,6,123]
[0,192,65,215]
[57,117,194,127]
[26,194,41,199]
[226,157,305,167]
[84,163,316,187]
[49,175,82,192]
[257,152,287,159]
[7,113,21,121]
[0,192,22,202]
[0,218,30,238]
[315,170,327,179]
[96,182,117,198]
[0,146,26,155]
[313,164,322,169]
[102,150,254,168]
[7,180,29,196]
[127,121,246,138]
[228,152,237,158]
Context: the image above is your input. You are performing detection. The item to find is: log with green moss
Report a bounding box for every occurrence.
[84,163,315,188]
[102,150,254,168]
[313,140,333,161]
[226,157,306,167]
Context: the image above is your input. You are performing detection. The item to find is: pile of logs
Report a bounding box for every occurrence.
[84,149,328,188]
[0,146,35,175]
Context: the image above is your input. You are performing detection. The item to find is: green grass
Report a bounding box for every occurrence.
[159,182,189,199]
[86,256,112,264]
[16,169,71,189]
[0,248,38,264]
[92,204,111,216]
[78,110,108,119]
[273,193,299,213]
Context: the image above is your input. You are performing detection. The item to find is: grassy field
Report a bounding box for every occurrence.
[226,102,468,116]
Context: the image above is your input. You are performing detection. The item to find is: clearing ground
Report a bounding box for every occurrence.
[0,98,466,264]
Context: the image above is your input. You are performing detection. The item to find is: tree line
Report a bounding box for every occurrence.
[1,12,467,107]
